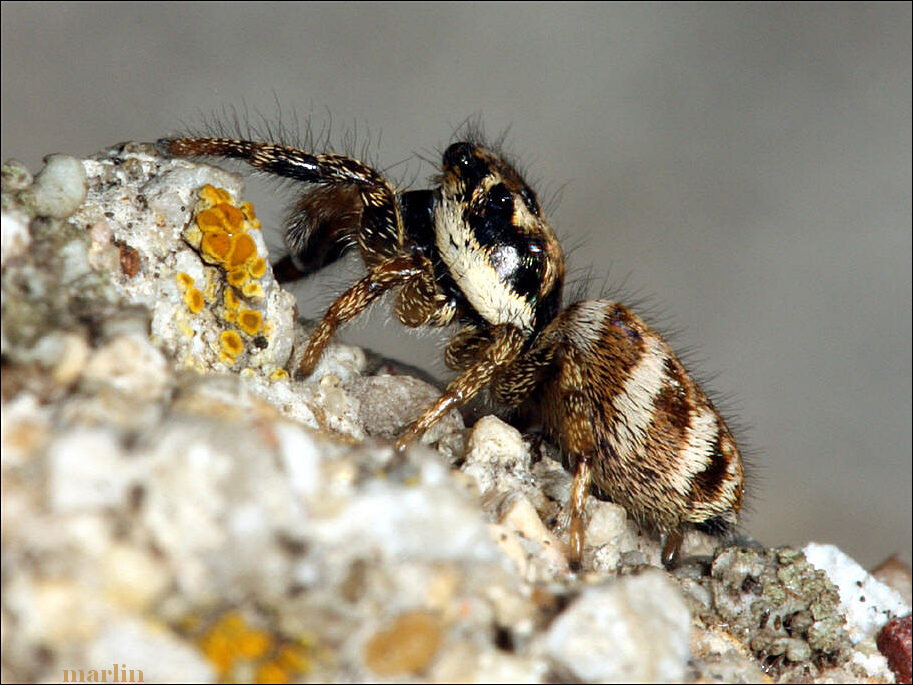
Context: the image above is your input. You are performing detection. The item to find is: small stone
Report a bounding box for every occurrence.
[119,242,141,277]
[872,555,913,607]
[1,158,33,190]
[50,332,91,386]
[22,154,88,218]
[102,544,170,612]
[877,614,912,684]
[48,429,133,511]
[0,208,31,266]
[585,501,628,547]
[80,334,169,401]
[499,495,568,575]
[544,570,692,683]
[462,415,530,495]
[364,611,442,676]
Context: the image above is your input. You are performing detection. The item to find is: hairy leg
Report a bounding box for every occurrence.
[394,325,526,451]
[297,254,426,376]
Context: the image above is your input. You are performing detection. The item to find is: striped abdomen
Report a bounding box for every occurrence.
[537,299,744,534]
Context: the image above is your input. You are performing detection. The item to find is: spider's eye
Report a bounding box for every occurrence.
[444,142,475,171]
[487,183,514,215]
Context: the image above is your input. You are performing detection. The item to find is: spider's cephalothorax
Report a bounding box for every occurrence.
[158,134,744,568]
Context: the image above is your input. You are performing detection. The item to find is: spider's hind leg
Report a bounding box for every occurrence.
[276,184,363,283]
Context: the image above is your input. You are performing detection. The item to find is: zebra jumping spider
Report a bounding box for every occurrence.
[158,132,745,568]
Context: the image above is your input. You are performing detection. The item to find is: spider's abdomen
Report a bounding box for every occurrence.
[537,300,744,533]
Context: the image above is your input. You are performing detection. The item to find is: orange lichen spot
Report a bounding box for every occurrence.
[237,628,272,659]
[224,287,241,311]
[255,663,289,684]
[196,208,226,234]
[241,201,260,228]
[275,644,311,672]
[220,330,244,359]
[270,369,290,382]
[201,232,233,263]
[248,256,268,279]
[230,233,258,267]
[197,612,241,676]
[176,272,195,291]
[242,281,264,300]
[183,287,205,314]
[192,610,312,684]
[199,184,234,208]
[227,268,249,287]
[238,309,263,336]
[197,203,244,235]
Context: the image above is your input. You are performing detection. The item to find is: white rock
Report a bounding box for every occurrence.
[101,544,171,612]
[803,542,911,643]
[81,334,169,400]
[585,501,628,547]
[48,429,134,511]
[24,154,87,218]
[311,481,499,562]
[499,495,569,576]
[544,570,693,683]
[463,415,529,495]
[85,616,215,684]
[1,208,31,266]
[275,422,323,498]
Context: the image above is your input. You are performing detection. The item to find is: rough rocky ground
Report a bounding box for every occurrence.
[1,145,910,683]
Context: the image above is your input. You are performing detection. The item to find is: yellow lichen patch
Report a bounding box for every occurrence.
[238,309,263,336]
[219,203,246,234]
[196,207,227,234]
[191,611,312,684]
[183,287,205,314]
[254,663,288,684]
[201,232,233,264]
[230,233,257,267]
[241,201,260,229]
[183,185,274,365]
[227,268,249,288]
[224,287,241,311]
[198,183,234,208]
[237,629,271,660]
[248,256,268,279]
[270,368,290,382]
[176,272,195,291]
[197,612,273,680]
[220,330,244,360]
[242,281,264,300]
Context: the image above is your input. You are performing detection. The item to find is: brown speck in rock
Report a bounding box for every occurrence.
[118,242,140,277]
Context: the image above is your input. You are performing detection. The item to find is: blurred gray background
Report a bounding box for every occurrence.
[2,3,909,569]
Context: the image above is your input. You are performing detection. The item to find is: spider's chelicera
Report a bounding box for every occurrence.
[159,133,745,569]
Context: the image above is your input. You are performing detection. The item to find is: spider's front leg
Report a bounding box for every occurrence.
[297,254,432,376]
[394,325,527,452]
